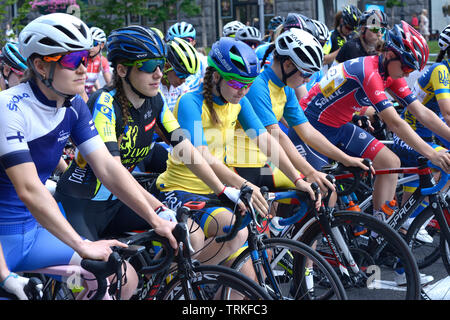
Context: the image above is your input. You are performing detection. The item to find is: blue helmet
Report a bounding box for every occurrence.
[207,37,260,82]
[166,21,196,41]
[107,25,166,64]
[1,42,27,72]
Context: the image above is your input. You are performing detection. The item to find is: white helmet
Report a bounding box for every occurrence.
[19,13,92,59]
[360,10,388,29]
[312,20,330,44]
[90,26,106,43]
[235,26,262,43]
[439,24,450,51]
[275,28,323,73]
[222,20,246,37]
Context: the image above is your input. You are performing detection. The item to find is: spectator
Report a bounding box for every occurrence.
[419,9,430,41]
[411,13,419,30]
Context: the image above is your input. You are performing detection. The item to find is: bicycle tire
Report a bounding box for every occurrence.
[405,207,441,269]
[298,211,421,300]
[440,231,450,275]
[230,237,347,300]
[157,264,272,300]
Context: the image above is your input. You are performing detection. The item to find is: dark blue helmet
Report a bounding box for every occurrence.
[107,25,166,64]
[207,37,260,82]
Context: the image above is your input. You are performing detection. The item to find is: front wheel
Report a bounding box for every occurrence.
[299,211,421,300]
[230,238,347,300]
[157,264,272,300]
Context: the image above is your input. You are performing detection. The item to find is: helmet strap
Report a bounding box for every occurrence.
[33,61,74,101]
[280,57,298,85]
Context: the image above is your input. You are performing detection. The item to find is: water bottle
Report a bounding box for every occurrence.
[376,199,397,222]
[269,217,287,236]
[346,201,367,236]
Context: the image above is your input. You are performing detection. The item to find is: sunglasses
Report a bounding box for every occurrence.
[183,37,195,43]
[369,27,385,34]
[299,70,313,79]
[166,66,190,79]
[401,64,415,74]
[244,41,260,48]
[226,79,254,90]
[123,58,166,73]
[43,50,89,70]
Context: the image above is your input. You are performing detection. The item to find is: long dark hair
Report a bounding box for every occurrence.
[111,66,132,147]
[202,66,222,126]
[436,48,450,63]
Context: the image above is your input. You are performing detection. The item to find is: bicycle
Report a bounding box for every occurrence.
[259,171,422,300]
[200,184,348,300]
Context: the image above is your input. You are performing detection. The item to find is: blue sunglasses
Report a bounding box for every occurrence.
[123,58,166,73]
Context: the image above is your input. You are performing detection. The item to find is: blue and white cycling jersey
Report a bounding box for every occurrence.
[0,80,103,226]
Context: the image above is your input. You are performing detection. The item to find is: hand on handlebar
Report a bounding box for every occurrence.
[430,149,450,174]
[243,182,269,218]
[294,179,321,209]
[304,170,336,193]
[342,156,375,175]
[78,239,128,262]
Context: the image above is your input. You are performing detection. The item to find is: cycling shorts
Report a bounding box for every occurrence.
[391,133,448,192]
[0,219,77,273]
[288,120,385,170]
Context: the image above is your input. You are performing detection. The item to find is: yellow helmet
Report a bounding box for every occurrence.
[166,37,199,75]
[150,27,164,41]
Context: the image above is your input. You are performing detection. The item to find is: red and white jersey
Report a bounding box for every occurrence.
[85,55,110,94]
[301,55,417,128]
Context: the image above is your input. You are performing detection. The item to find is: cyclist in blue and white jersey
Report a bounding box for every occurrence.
[0,13,181,299]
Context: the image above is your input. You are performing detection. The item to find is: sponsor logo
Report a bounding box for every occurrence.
[439,70,449,86]
[359,132,367,139]
[58,130,70,142]
[7,93,30,111]
[145,118,156,131]
[6,130,25,144]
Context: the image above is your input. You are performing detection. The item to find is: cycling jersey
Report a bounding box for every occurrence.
[0,80,102,225]
[401,61,450,139]
[302,55,417,128]
[322,29,356,55]
[56,87,181,200]
[226,67,308,168]
[156,85,266,194]
[85,55,110,94]
[255,42,273,67]
[335,37,373,63]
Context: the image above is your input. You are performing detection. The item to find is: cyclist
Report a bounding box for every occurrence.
[288,21,450,218]
[85,26,112,96]
[54,26,243,258]
[137,36,200,173]
[222,20,246,38]
[0,13,155,299]
[336,9,388,63]
[155,37,319,265]
[323,4,361,66]
[166,21,207,91]
[263,15,284,42]
[0,42,27,90]
[244,28,369,194]
[390,24,450,239]
[235,25,262,50]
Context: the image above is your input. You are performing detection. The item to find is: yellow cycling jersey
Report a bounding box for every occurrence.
[403,62,450,137]
[226,67,309,168]
[156,87,266,194]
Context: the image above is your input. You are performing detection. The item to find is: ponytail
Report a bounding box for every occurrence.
[261,44,276,68]
[202,66,222,126]
[112,70,132,147]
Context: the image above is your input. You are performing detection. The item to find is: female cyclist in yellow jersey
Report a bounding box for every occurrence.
[156,37,319,266]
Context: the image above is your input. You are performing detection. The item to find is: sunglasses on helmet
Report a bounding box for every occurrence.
[123,58,166,73]
[43,50,89,70]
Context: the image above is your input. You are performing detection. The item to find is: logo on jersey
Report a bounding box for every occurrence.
[7,93,30,111]
[439,70,449,86]
[58,130,70,143]
[6,130,25,144]
[359,132,367,139]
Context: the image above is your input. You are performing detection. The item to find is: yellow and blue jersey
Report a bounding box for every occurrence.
[156,86,266,194]
[403,61,450,138]
[226,67,309,168]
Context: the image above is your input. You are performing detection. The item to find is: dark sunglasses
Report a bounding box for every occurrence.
[183,37,195,43]
[369,27,385,34]
[43,50,89,70]
[299,70,313,79]
[401,64,415,74]
[226,79,254,90]
[123,58,166,73]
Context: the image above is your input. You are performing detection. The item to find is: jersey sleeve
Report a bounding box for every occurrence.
[175,92,207,147]
[335,41,350,63]
[430,64,450,101]
[387,77,417,107]
[282,87,309,127]
[237,97,266,139]
[156,93,183,145]
[246,79,279,127]
[359,70,395,113]
[101,56,111,73]
[88,91,119,156]
[0,104,32,169]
